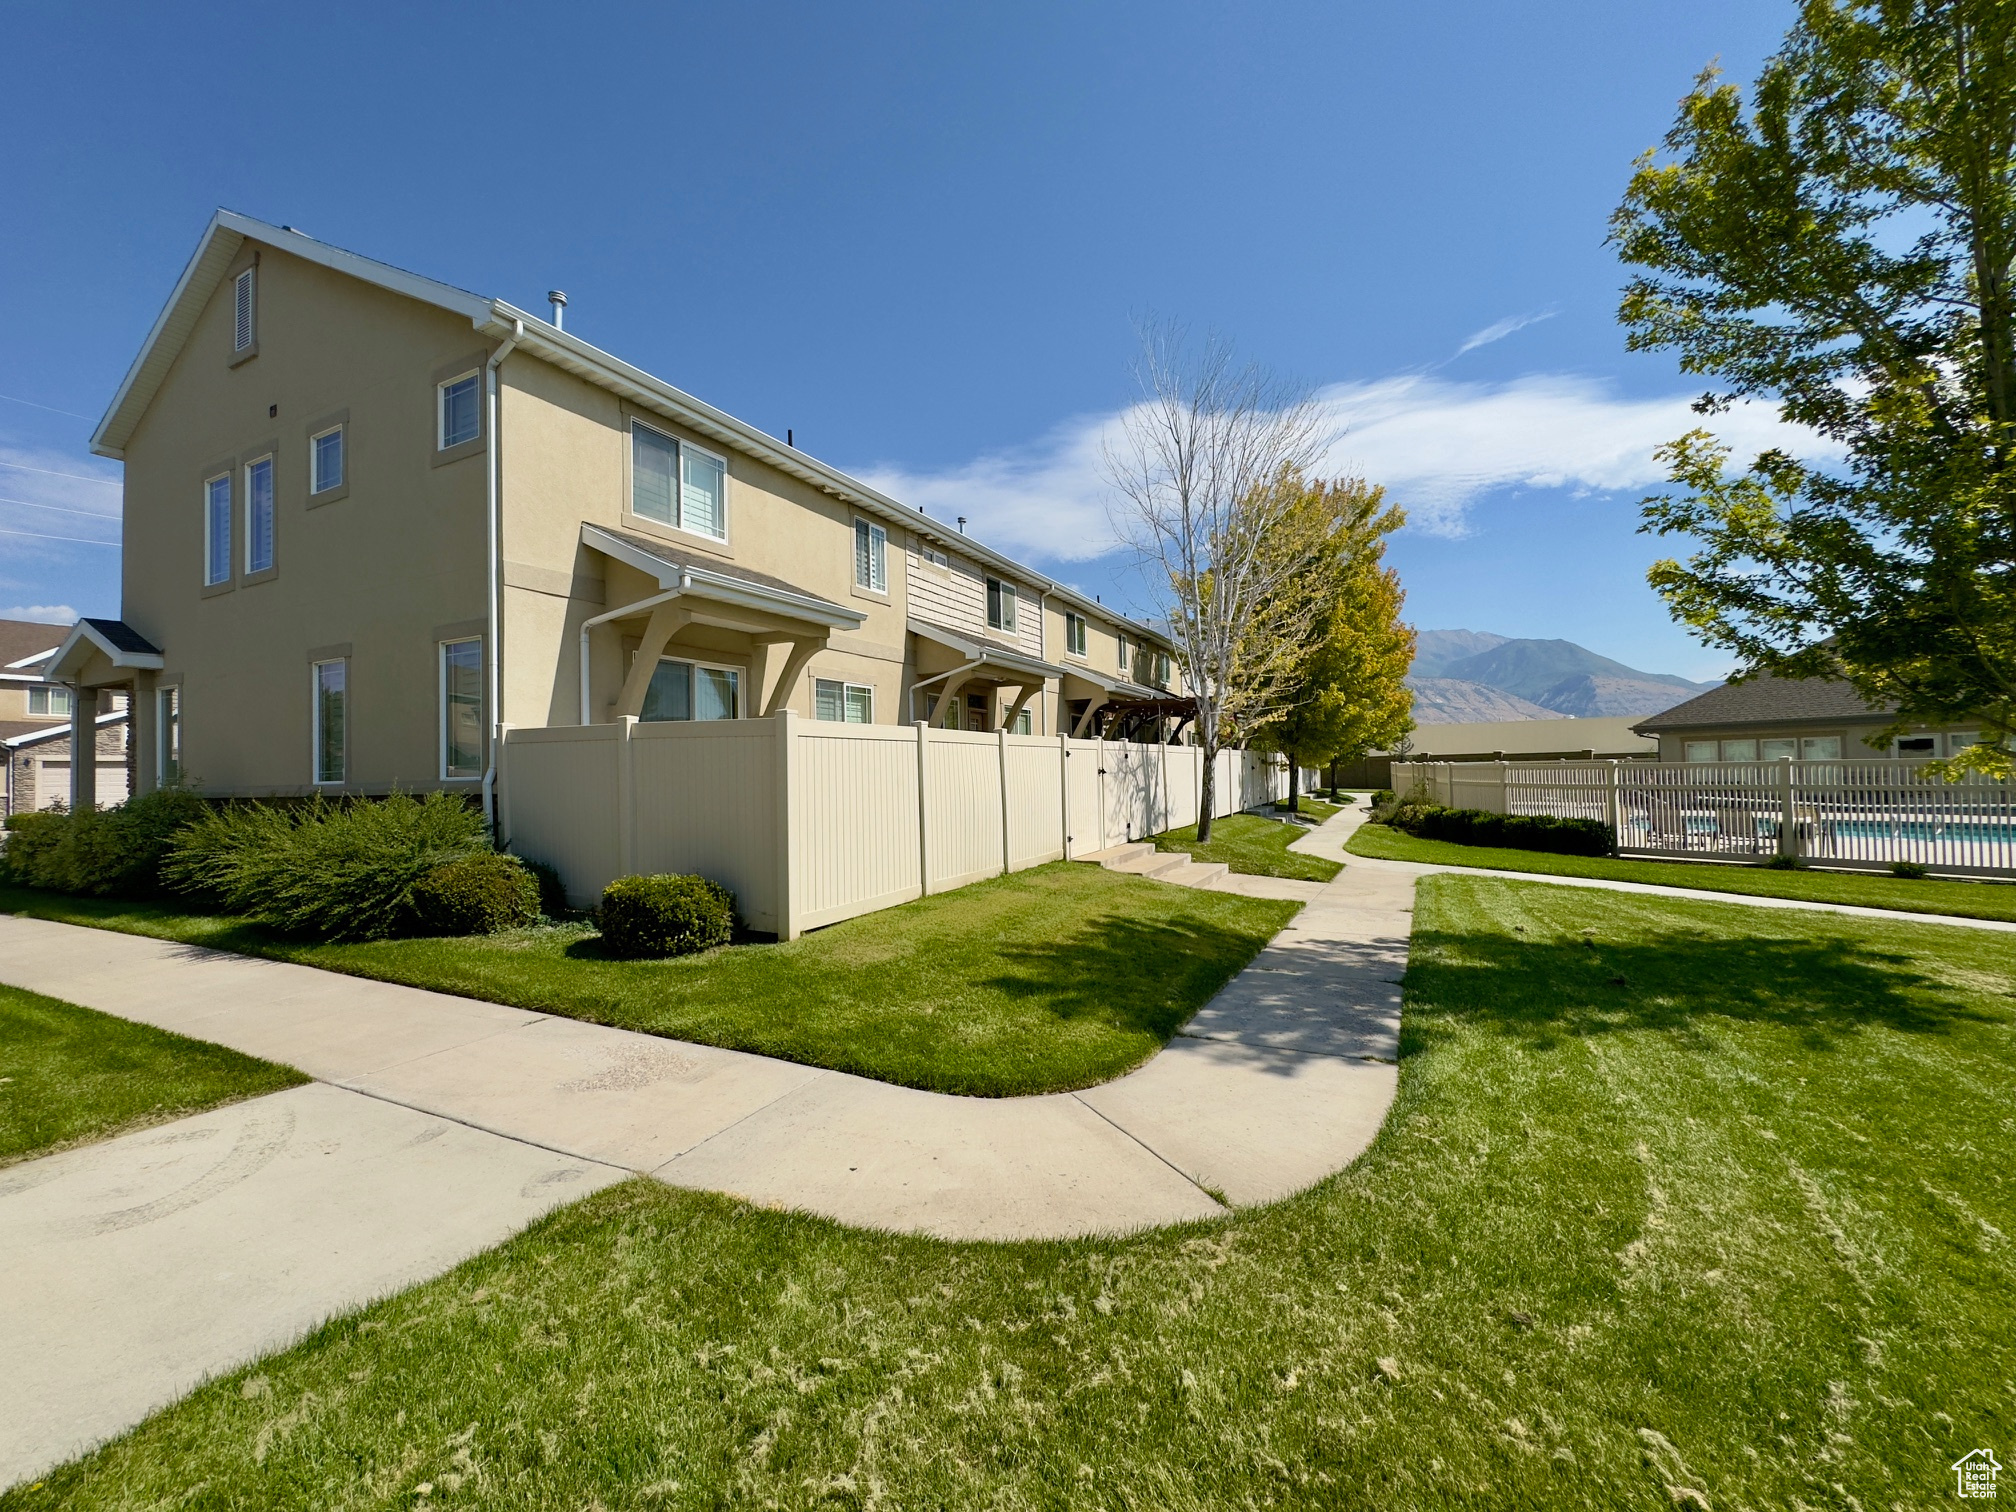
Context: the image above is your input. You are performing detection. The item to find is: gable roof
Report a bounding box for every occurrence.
[1632,671,1890,734]
[47,617,164,681]
[582,525,864,630]
[0,618,67,668]
[93,210,1169,650]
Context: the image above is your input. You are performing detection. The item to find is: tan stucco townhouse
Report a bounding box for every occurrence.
[47,212,1180,819]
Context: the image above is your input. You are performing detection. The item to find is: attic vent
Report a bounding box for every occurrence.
[233,269,255,353]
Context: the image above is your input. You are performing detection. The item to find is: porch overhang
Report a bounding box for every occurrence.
[907,620,1065,686]
[582,524,865,632]
[47,617,163,683]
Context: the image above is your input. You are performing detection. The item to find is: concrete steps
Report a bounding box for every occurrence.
[1075,844,1230,892]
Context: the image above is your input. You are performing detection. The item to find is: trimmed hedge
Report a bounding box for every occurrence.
[0,788,210,897]
[409,852,541,936]
[1379,802,1614,858]
[163,792,492,941]
[598,873,736,958]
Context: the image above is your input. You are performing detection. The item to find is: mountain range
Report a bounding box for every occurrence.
[1408,630,1719,724]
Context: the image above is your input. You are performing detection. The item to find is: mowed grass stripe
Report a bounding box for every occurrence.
[16,876,2012,1508]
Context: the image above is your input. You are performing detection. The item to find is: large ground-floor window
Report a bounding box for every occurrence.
[441,638,483,779]
[814,678,872,723]
[642,658,739,722]
[312,659,346,784]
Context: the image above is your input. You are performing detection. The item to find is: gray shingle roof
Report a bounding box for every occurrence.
[0,618,67,667]
[77,617,162,656]
[1633,672,1890,733]
[596,528,843,606]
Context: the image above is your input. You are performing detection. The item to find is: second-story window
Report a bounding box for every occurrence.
[204,473,232,586]
[27,686,72,717]
[1065,612,1087,656]
[311,425,345,495]
[986,576,1016,633]
[630,420,727,540]
[244,455,275,574]
[439,373,480,450]
[855,519,887,592]
[1153,651,1171,687]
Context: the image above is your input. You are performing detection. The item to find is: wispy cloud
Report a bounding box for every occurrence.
[0,443,122,557]
[853,371,1839,560]
[1455,308,1558,356]
[1,603,78,625]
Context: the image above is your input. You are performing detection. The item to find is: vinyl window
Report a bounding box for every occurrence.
[814,678,873,723]
[312,659,347,784]
[26,686,72,717]
[157,686,181,785]
[233,268,256,353]
[438,373,481,449]
[311,425,345,495]
[204,473,232,585]
[1064,612,1087,657]
[630,421,727,540]
[1719,739,1758,761]
[986,576,1016,633]
[1010,705,1032,735]
[641,658,738,722]
[854,519,887,592]
[244,455,275,574]
[441,638,483,779]
[1800,735,1843,760]
[1760,738,1798,761]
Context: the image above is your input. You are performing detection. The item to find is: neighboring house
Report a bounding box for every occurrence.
[1336,715,1656,789]
[0,619,129,817]
[52,211,1182,815]
[1632,672,1985,762]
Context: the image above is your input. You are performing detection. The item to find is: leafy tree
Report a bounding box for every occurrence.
[1249,476,1415,810]
[1614,0,2016,771]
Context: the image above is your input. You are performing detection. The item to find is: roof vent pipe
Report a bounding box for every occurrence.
[957,516,967,533]
[548,290,567,329]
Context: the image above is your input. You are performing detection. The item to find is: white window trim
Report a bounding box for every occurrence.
[439,637,483,781]
[156,686,180,785]
[311,658,347,785]
[310,424,345,495]
[437,371,482,451]
[203,472,232,586]
[627,419,731,546]
[646,654,744,721]
[814,677,875,723]
[1064,611,1088,659]
[243,453,276,575]
[27,685,72,717]
[854,518,888,595]
[986,576,1018,634]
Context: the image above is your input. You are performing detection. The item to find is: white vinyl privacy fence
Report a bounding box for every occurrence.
[502,713,1290,936]
[1394,759,2016,877]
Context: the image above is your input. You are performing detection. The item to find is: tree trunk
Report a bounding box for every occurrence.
[1287,756,1300,813]
[1197,748,1216,844]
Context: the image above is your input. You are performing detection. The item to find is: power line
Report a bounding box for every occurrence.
[0,495,122,521]
[0,524,119,547]
[0,458,119,486]
[0,392,94,422]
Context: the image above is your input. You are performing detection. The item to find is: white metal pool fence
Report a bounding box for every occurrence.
[1391,758,2016,878]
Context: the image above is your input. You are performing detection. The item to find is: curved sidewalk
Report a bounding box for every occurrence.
[0,824,1406,1245]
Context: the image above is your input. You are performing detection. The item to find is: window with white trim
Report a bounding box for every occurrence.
[311,425,345,495]
[204,473,232,585]
[1010,705,1032,735]
[244,455,275,574]
[312,659,347,784]
[1761,738,1798,760]
[854,519,887,592]
[1801,735,1843,760]
[629,420,727,540]
[26,686,71,717]
[441,638,483,779]
[157,686,181,785]
[1064,612,1087,656]
[438,373,480,449]
[814,678,873,723]
[641,658,739,722]
[986,576,1016,633]
[1720,739,1758,761]
[233,268,256,353]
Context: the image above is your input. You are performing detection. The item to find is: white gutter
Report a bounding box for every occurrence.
[907,659,983,725]
[480,318,524,835]
[577,581,690,726]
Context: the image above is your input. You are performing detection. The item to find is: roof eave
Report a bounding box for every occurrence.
[580,524,865,631]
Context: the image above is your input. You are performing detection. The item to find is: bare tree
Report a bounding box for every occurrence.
[1104,322,1332,841]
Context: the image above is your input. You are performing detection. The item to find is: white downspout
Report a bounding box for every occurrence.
[480,318,523,836]
[577,579,690,726]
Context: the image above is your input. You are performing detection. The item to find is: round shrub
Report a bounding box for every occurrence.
[598,873,736,958]
[409,852,540,936]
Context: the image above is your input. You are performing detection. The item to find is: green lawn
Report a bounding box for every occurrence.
[16,875,2010,1508]
[1154,808,1343,882]
[1349,818,2016,923]
[0,985,304,1167]
[0,865,1295,1098]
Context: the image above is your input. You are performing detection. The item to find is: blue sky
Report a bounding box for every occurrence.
[0,0,1805,679]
